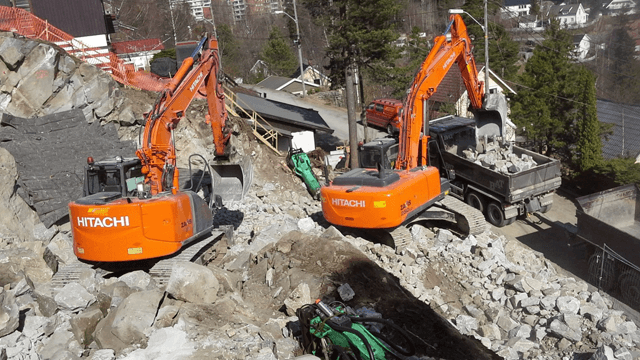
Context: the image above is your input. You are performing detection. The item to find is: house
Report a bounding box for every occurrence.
[170,0,212,21]
[235,92,334,153]
[573,34,591,60]
[548,3,588,27]
[111,39,164,71]
[290,64,332,88]
[597,99,640,160]
[502,0,532,18]
[257,76,319,96]
[605,0,636,14]
[27,0,114,66]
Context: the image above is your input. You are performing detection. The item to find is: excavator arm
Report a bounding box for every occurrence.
[396,14,484,171]
[136,35,229,196]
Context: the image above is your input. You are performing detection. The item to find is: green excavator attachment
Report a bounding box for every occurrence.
[287,148,321,199]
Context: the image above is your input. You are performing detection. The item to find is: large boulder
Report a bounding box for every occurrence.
[0,290,19,337]
[166,262,219,304]
[110,289,164,346]
[0,148,41,242]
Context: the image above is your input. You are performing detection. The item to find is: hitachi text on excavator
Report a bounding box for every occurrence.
[68,34,251,262]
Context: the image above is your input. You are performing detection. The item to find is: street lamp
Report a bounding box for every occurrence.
[275,0,306,97]
[449,3,489,100]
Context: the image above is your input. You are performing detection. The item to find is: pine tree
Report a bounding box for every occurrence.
[261,28,299,77]
[511,20,575,158]
[574,68,602,171]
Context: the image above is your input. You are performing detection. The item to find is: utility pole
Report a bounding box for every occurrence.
[275,0,305,97]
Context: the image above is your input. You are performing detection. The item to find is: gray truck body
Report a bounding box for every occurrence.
[428,116,562,220]
[576,184,640,267]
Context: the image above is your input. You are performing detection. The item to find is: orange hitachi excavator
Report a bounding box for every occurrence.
[68,34,250,262]
[321,14,491,246]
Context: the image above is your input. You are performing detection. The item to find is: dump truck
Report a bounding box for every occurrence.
[576,184,640,308]
[358,115,562,227]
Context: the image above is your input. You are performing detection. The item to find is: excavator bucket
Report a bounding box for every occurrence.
[210,155,253,202]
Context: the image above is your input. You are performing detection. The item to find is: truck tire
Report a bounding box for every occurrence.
[619,270,640,308]
[588,253,616,292]
[465,192,485,213]
[486,201,507,227]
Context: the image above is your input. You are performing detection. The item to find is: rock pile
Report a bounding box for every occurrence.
[462,142,539,175]
[1,175,638,359]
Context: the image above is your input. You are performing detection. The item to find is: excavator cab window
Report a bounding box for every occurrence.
[385,143,398,169]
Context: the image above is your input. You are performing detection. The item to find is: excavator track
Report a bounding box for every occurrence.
[389,226,413,251]
[50,230,225,293]
[437,195,487,236]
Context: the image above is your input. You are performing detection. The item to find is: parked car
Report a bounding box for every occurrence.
[361,98,403,135]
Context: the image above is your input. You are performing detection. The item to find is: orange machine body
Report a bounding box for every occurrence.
[321,14,484,230]
[70,192,211,262]
[321,166,443,229]
[69,34,227,262]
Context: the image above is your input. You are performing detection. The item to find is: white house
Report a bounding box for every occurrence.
[112,39,164,71]
[573,34,591,60]
[548,3,588,26]
[606,0,636,10]
[292,64,332,88]
[502,0,532,18]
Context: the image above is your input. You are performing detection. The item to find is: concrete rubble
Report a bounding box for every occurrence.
[0,33,639,360]
[462,141,539,175]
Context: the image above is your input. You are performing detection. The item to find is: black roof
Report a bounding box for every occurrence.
[30,0,108,37]
[236,93,333,134]
[597,99,640,160]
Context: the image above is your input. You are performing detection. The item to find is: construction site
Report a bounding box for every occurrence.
[0,4,640,360]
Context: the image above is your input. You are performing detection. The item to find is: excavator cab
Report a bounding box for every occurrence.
[80,157,146,205]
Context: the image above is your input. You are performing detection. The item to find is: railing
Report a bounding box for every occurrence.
[0,5,167,92]
[223,85,282,155]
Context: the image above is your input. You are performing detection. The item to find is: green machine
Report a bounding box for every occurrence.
[287,148,321,199]
[296,300,415,360]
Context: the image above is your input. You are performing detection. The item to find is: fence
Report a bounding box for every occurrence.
[588,244,640,309]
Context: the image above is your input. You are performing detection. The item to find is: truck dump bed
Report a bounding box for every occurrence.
[576,184,640,267]
[430,117,561,203]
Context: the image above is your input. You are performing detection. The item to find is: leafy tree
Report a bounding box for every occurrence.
[217,24,242,78]
[378,26,431,99]
[304,0,402,166]
[304,0,401,86]
[461,0,520,81]
[261,27,299,77]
